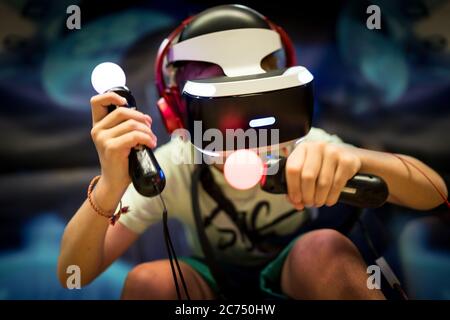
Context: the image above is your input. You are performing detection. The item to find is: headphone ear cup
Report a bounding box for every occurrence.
[157,94,184,134]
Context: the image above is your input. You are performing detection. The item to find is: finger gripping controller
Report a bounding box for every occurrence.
[107,86,166,197]
[261,157,388,208]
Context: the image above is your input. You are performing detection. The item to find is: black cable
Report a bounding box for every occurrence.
[393,283,409,300]
[357,214,380,259]
[161,197,181,299]
[159,193,190,300]
[164,214,191,299]
[357,212,408,300]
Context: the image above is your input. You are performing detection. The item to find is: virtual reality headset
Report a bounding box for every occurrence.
[182,66,314,152]
[158,5,315,153]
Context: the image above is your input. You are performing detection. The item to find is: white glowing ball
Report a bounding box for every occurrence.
[224,149,264,190]
[91,62,126,94]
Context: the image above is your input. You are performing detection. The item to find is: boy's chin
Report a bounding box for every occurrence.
[212,163,225,172]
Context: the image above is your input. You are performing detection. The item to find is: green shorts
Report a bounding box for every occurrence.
[180,236,299,299]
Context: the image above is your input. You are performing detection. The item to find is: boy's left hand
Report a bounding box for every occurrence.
[285,141,362,210]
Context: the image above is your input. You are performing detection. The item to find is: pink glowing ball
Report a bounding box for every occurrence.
[224,149,264,190]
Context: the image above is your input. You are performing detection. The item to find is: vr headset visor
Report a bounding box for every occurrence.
[182,66,314,152]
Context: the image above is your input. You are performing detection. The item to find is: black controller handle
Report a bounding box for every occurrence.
[261,157,388,208]
[106,86,165,197]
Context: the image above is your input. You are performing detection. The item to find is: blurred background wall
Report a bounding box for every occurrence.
[0,0,449,299]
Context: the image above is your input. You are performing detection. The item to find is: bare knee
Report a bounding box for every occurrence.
[281,229,368,299]
[290,229,360,267]
[121,260,179,300]
[121,260,215,300]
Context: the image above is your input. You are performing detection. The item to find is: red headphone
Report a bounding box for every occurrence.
[154,15,297,134]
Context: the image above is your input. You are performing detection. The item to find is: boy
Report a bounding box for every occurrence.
[58,5,447,300]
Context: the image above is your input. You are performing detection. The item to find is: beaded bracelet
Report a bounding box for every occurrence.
[87,175,129,225]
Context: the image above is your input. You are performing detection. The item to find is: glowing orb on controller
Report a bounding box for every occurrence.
[91,62,126,94]
[224,149,264,190]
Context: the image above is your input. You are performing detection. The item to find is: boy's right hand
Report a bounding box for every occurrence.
[90,92,157,194]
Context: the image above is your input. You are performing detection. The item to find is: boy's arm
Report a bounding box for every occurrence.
[355,148,448,210]
[57,178,138,287]
[286,141,448,211]
[58,92,156,287]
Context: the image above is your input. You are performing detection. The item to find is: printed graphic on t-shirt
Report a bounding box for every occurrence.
[203,200,303,263]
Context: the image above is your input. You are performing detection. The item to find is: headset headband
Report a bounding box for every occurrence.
[154,11,298,133]
[155,16,296,97]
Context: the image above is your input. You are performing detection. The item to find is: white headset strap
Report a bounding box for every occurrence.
[168,28,282,77]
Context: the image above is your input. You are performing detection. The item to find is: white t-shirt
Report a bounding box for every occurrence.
[119,127,343,266]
